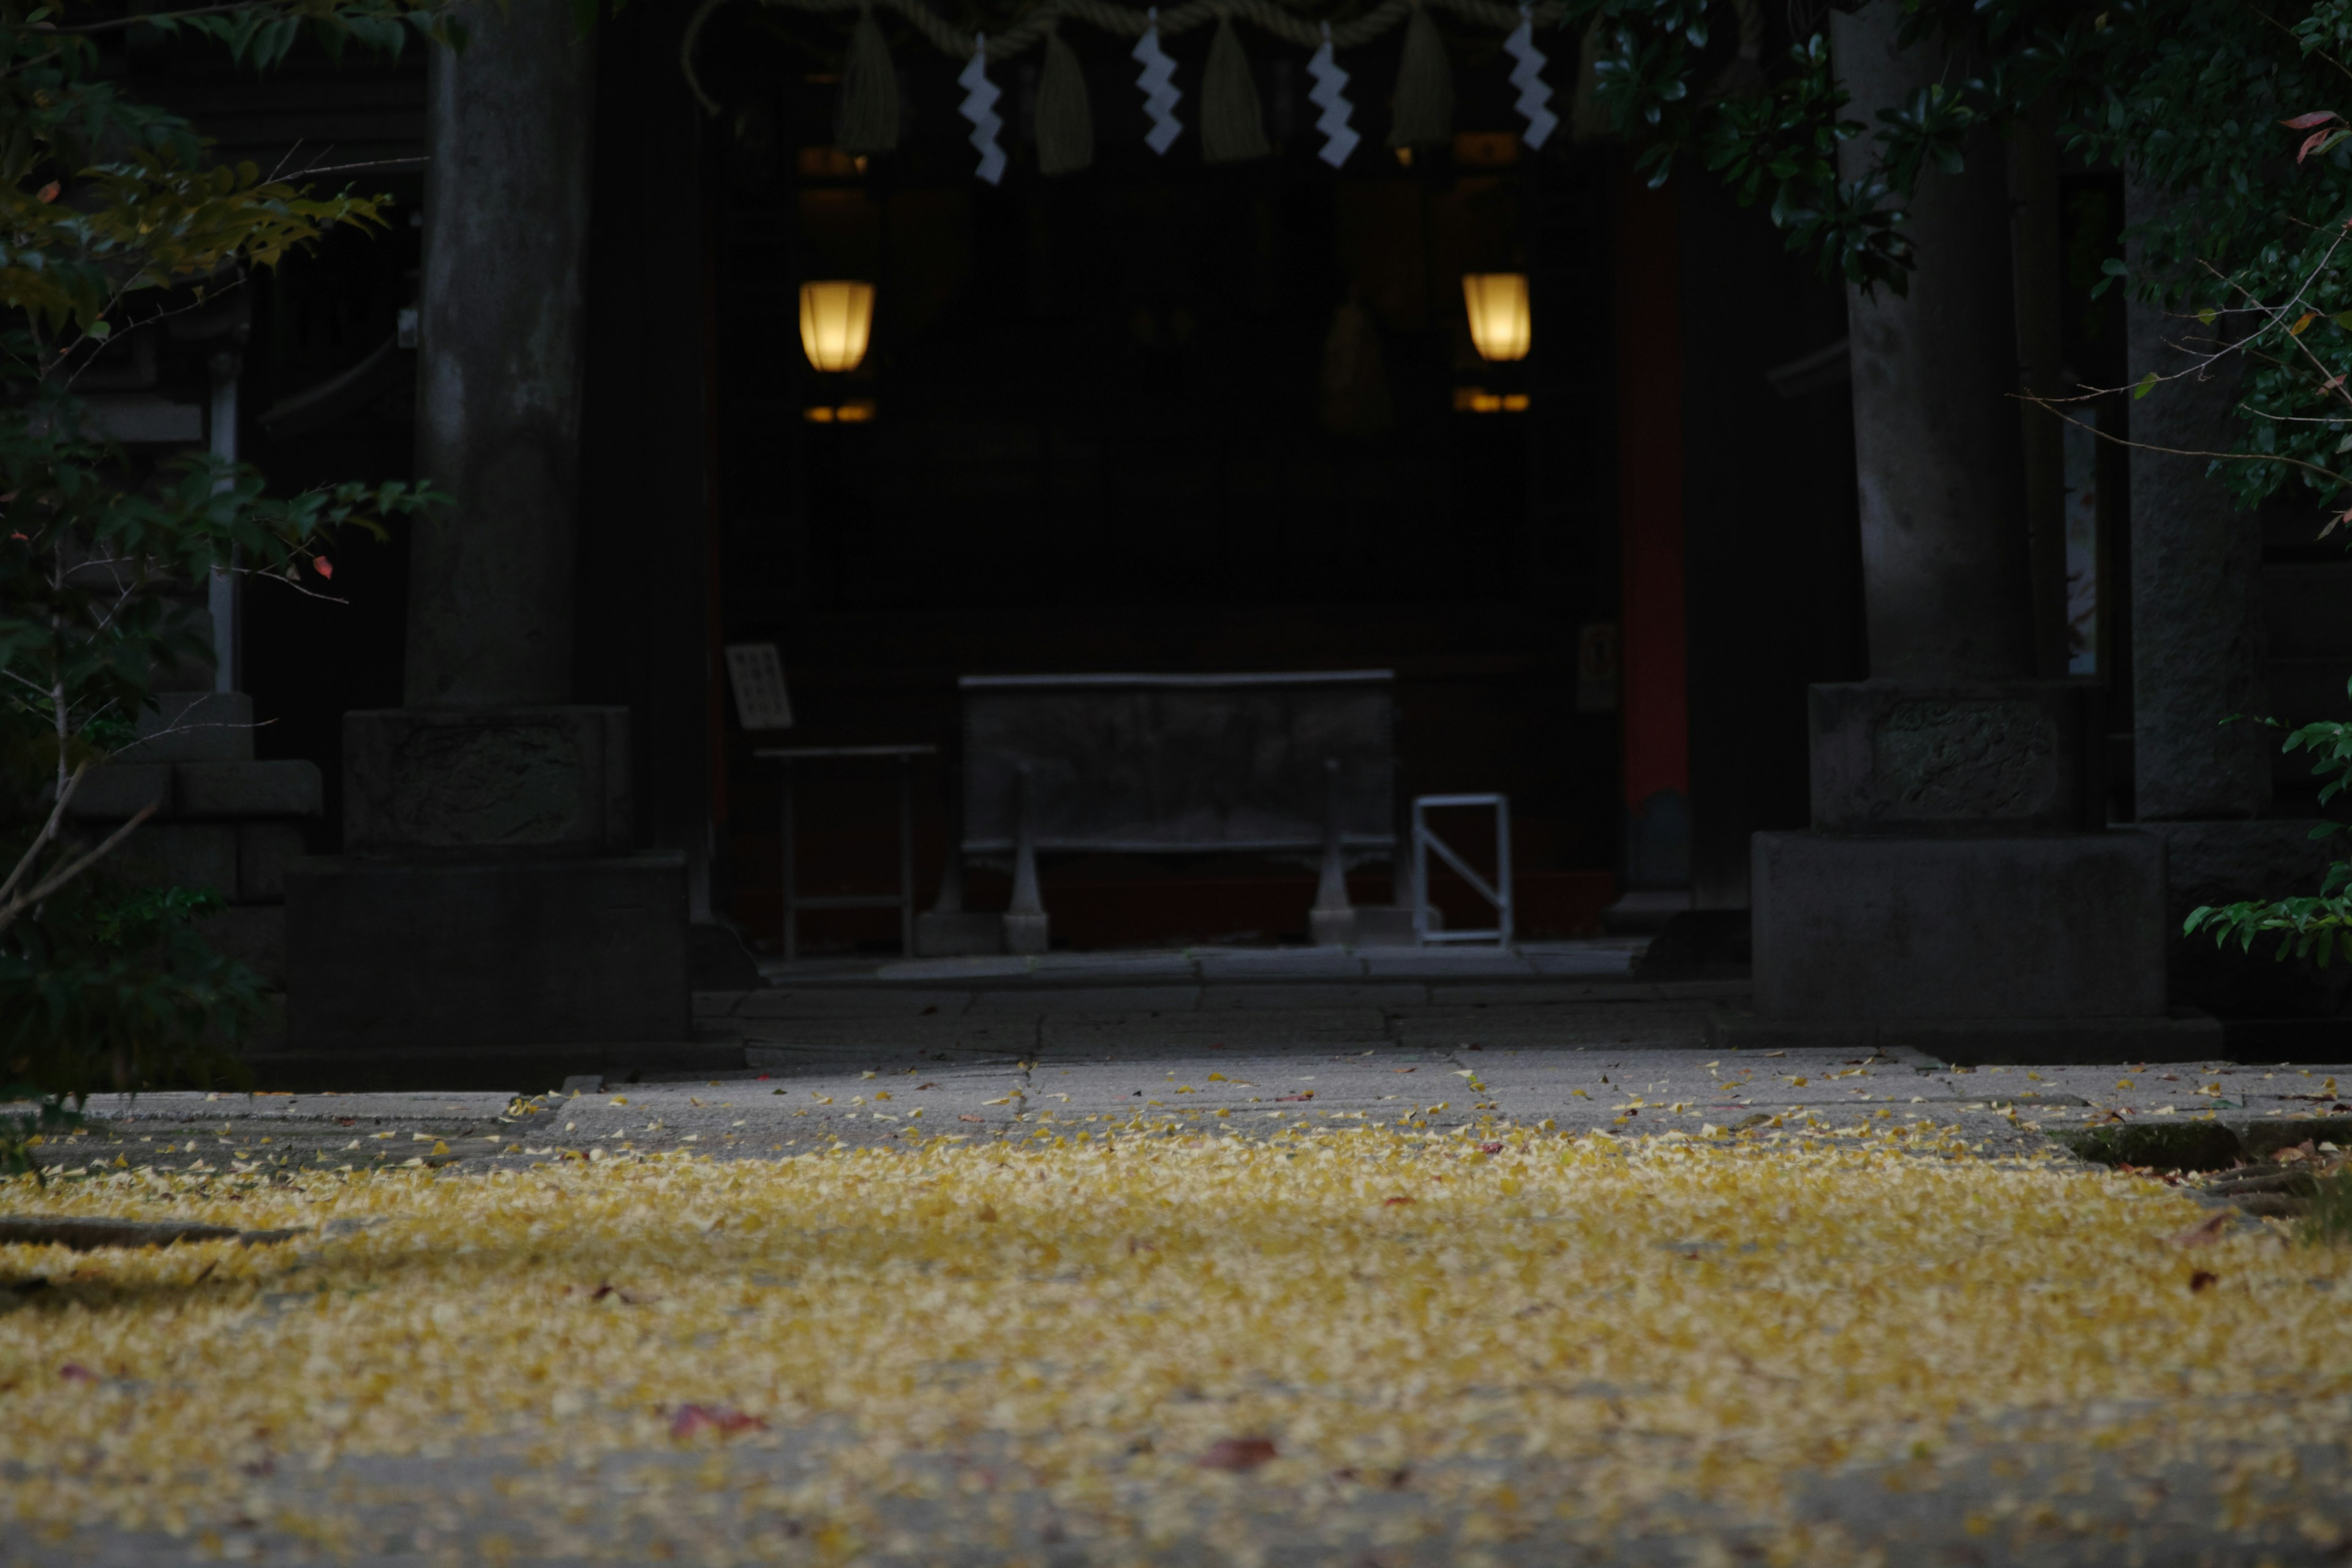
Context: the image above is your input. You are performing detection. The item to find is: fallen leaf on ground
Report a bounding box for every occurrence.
[1197,1437,1277,1471]
[669,1404,766,1438]
[2169,1212,2231,1247]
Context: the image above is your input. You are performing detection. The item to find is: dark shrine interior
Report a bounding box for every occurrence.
[711,7,1621,949]
[128,1,1906,957]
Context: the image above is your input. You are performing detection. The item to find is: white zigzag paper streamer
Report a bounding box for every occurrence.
[960,36,1007,185]
[1306,23,1359,168]
[1133,9,1182,156]
[1504,5,1557,151]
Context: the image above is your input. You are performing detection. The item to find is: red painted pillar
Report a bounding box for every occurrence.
[1613,168,1691,893]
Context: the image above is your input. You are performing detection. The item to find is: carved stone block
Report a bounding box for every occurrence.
[1810,680,2084,832]
[342,707,630,856]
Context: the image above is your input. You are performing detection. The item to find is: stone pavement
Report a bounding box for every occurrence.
[20,952,2352,1565]
[53,978,2352,1171]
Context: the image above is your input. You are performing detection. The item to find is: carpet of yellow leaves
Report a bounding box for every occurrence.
[2,1123,2346,1562]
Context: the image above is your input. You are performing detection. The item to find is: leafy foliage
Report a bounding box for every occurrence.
[2303,1166,2352,1245]
[1574,0,2352,505]
[0,883,257,1177]
[0,0,451,1137]
[2184,707,2352,962]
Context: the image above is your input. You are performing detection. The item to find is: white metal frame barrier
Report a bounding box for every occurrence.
[1411,793,1512,945]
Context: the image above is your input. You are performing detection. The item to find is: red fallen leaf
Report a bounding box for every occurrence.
[1382,1196,1415,1207]
[2190,1270,2220,1292]
[2283,110,2343,129]
[1477,1142,1505,1155]
[312,556,333,579]
[670,1403,767,1438]
[1392,1067,1415,1074]
[1197,1436,1277,1471]
[2169,1212,2231,1248]
[755,1073,772,1080]
[1275,1091,1314,1102]
[959,1114,986,1123]
[58,1364,96,1384]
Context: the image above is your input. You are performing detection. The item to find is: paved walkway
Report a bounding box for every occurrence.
[20,947,2352,1565]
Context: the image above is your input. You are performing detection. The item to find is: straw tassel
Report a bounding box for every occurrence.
[1388,1,1453,149]
[1200,14,1270,164]
[1035,23,1095,175]
[834,4,900,156]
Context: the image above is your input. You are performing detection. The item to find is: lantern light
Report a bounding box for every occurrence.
[799,281,875,373]
[1461,272,1531,363]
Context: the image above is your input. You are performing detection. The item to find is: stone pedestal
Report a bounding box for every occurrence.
[1722,829,2214,1060]
[278,6,690,1077]
[1733,681,2212,1059]
[286,709,688,1052]
[1739,4,2184,1058]
[285,854,687,1048]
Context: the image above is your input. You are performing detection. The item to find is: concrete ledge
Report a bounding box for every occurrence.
[285,853,689,1049]
[1706,1005,2224,1065]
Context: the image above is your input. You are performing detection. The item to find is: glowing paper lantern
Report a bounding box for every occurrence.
[799,281,875,372]
[1461,273,1531,363]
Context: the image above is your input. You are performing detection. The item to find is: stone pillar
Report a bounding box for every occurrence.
[2125,185,2343,1030]
[2124,192,2271,821]
[407,4,592,709]
[281,6,694,1084]
[1836,19,2034,685]
[1719,2,2206,1061]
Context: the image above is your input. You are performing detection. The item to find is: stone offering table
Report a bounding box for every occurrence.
[941,671,1401,953]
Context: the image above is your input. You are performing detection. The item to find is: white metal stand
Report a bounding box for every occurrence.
[1411,793,1512,945]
